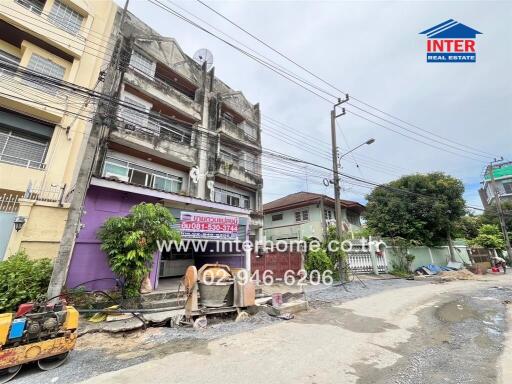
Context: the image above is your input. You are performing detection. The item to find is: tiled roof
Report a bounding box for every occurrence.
[263,192,364,213]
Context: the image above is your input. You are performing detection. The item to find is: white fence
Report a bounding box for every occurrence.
[347,250,388,274]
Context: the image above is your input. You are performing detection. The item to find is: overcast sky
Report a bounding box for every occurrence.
[118,0,512,209]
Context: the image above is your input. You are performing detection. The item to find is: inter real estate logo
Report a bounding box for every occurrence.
[419,19,482,63]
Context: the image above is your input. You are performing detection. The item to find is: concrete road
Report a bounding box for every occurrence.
[79,276,512,384]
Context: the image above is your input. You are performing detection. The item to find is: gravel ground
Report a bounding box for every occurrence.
[12,278,420,384]
[354,285,512,384]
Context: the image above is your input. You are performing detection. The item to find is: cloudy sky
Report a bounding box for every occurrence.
[119,0,512,209]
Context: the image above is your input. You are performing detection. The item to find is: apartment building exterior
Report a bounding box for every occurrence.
[65,10,263,290]
[479,161,512,207]
[0,0,117,259]
[263,192,364,243]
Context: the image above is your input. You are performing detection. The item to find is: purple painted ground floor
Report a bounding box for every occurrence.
[66,180,251,292]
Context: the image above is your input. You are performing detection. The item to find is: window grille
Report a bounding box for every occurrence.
[49,0,84,36]
[130,50,156,78]
[25,54,65,94]
[0,128,48,169]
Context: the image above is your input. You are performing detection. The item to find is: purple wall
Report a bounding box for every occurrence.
[66,185,247,292]
[66,186,159,291]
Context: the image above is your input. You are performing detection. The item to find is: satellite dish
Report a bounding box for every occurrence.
[193,48,214,70]
[189,166,199,184]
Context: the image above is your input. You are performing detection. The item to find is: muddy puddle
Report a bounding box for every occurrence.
[294,307,398,333]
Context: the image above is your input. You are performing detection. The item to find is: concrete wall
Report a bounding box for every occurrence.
[0,0,118,259]
[4,200,68,259]
[386,245,472,272]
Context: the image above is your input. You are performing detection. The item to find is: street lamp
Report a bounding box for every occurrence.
[339,138,375,159]
[13,216,26,232]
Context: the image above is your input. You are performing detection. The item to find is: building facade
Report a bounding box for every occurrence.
[0,0,118,259]
[479,162,512,207]
[66,9,263,290]
[263,192,364,243]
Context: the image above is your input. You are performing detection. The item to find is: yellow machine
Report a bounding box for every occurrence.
[0,302,79,383]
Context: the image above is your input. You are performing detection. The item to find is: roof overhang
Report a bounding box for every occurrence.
[90,177,251,216]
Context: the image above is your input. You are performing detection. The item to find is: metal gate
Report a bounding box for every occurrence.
[251,251,303,279]
[347,251,388,274]
[0,194,19,260]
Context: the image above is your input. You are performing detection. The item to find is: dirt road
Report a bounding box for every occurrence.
[73,276,512,384]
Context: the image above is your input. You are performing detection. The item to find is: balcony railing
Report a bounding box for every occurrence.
[222,118,257,141]
[117,113,192,146]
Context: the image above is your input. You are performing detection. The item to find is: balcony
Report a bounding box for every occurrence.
[0,67,66,122]
[214,157,262,188]
[218,118,259,148]
[124,69,202,121]
[1,0,88,58]
[111,115,197,167]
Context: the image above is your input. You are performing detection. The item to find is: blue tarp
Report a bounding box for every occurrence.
[415,264,453,275]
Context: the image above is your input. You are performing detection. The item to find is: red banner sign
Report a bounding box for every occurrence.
[180,212,240,240]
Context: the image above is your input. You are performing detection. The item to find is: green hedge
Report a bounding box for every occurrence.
[0,251,53,312]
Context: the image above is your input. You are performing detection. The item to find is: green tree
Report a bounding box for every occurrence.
[454,215,482,240]
[0,250,53,312]
[364,173,465,246]
[98,203,180,297]
[469,224,505,250]
[480,200,512,231]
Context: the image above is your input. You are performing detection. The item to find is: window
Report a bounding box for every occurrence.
[120,95,150,128]
[103,156,182,193]
[243,152,257,173]
[324,209,333,220]
[503,182,512,194]
[103,157,129,181]
[242,122,257,140]
[220,148,239,164]
[25,54,65,93]
[272,214,283,221]
[214,187,250,209]
[0,127,48,169]
[295,210,309,222]
[347,211,360,225]
[49,0,84,36]
[130,50,155,78]
[153,174,182,193]
[15,0,45,15]
[0,50,20,74]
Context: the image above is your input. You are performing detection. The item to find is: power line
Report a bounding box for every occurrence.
[193,0,499,159]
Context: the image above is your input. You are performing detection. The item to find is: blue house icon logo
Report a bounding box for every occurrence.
[419,20,482,63]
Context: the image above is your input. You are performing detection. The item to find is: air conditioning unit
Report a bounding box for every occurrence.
[105,172,129,182]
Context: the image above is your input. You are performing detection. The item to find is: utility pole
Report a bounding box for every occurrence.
[47,0,131,299]
[330,95,349,280]
[488,159,512,259]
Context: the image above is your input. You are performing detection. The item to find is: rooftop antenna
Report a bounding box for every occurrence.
[193,48,214,70]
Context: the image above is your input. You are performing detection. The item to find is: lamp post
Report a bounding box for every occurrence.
[337,138,375,166]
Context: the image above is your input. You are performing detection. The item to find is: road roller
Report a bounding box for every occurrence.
[0,301,78,383]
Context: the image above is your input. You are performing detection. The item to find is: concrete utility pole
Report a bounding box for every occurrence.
[488,160,512,259]
[330,95,349,280]
[47,0,131,299]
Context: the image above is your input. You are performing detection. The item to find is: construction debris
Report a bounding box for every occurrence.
[436,269,479,281]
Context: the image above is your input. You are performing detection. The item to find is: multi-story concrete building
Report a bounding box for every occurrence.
[0,0,118,259]
[66,10,263,290]
[263,192,364,243]
[479,161,512,207]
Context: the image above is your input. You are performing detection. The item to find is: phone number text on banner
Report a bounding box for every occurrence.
[180,212,240,240]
